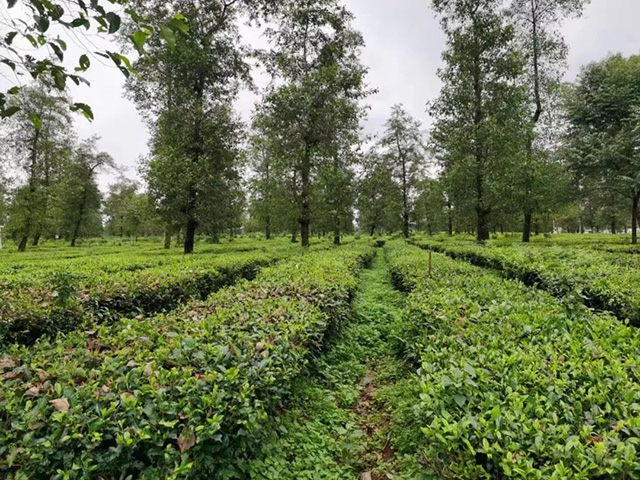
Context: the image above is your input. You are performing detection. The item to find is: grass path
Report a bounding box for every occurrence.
[246,250,412,480]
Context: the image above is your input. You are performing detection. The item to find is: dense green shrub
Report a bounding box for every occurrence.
[0,240,308,346]
[0,245,374,479]
[386,242,640,479]
[411,236,640,325]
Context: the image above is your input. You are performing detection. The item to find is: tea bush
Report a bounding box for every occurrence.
[0,245,374,479]
[0,239,308,345]
[385,242,640,479]
[411,237,640,326]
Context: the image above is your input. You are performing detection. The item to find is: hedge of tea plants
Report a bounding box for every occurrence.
[0,245,374,479]
[385,242,640,479]
[0,240,303,346]
[411,236,640,326]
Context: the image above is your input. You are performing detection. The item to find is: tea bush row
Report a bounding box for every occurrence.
[411,237,640,326]
[0,246,297,346]
[386,242,640,479]
[0,245,374,479]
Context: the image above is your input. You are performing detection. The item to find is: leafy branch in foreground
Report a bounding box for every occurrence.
[0,0,188,123]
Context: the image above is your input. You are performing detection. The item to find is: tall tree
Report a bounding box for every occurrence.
[2,87,73,251]
[58,137,114,247]
[257,0,369,247]
[380,105,426,239]
[565,54,640,244]
[415,178,448,236]
[509,0,589,242]
[357,152,404,236]
[431,0,525,242]
[127,0,274,253]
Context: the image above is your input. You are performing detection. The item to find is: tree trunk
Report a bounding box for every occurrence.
[471,31,489,244]
[448,202,453,236]
[632,192,639,245]
[523,1,543,243]
[333,210,341,246]
[32,234,41,246]
[183,68,205,255]
[164,229,171,250]
[611,217,617,235]
[18,236,29,253]
[71,185,88,247]
[522,212,533,243]
[291,229,298,243]
[265,214,271,240]
[399,142,410,239]
[18,128,41,252]
[300,146,311,248]
[476,208,490,242]
[184,217,198,254]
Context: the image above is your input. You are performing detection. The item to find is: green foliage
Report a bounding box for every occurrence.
[412,235,640,325]
[564,53,640,244]
[0,239,306,345]
[0,0,188,119]
[386,241,640,478]
[254,0,370,246]
[0,244,373,479]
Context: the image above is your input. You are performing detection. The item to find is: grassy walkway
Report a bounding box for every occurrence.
[246,250,412,479]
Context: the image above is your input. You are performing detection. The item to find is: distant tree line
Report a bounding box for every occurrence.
[2,0,640,251]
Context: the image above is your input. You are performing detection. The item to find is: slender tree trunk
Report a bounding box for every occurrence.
[71,185,88,247]
[265,214,271,240]
[18,236,29,252]
[523,212,533,243]
[369,224,376,236]
[184,70,205,255]
[18,129,41,252]
[632,192,639,245]
[300,145,311,248]
[184,217,198,254]
[447,201,453,236]
[32,234,41,246]
[472,31,489,243]
[476,209,490,242]
[164,228,171,250]
[333,214,341,246]
[291,228,298,243]
[611,217,617,235]
[522,1,542,243]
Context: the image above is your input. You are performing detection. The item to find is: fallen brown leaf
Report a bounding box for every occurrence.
[50,398,69,413]
[177,434,196,453]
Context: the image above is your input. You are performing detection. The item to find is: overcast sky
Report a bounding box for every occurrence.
[2,0,640,190]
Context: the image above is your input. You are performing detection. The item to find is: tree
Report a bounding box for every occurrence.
[2,87,73,251]
[380,105,426,239]
[564,54,640,244]
[415,178,447,235]
[257,0,369,247]
[127,0,276,253]
[104,179,161,238]
[58,137,114,246]
[508,0,589,242]
[357,151,403,236]
[431,0,525,242]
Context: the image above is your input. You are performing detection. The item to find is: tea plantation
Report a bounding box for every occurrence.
[1,236,640,479]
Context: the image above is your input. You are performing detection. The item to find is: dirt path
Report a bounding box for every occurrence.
[246,250,410,480]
